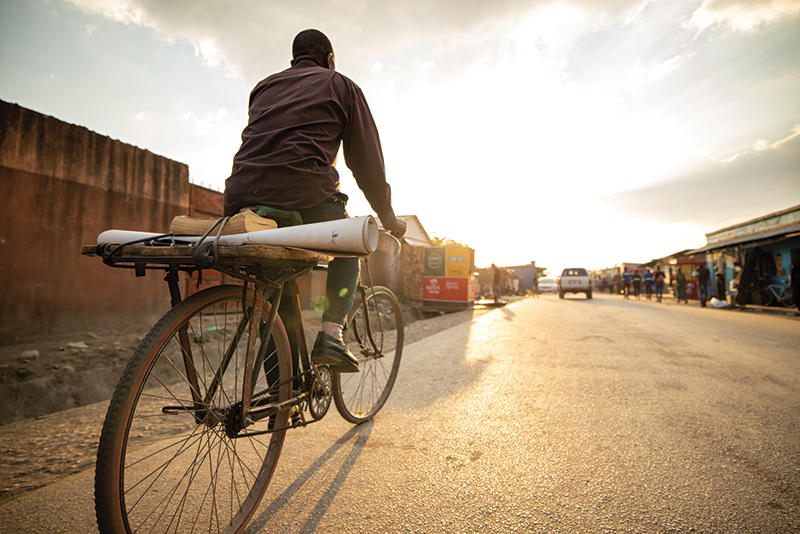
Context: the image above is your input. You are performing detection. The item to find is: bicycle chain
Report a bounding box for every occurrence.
[227,368,317,438]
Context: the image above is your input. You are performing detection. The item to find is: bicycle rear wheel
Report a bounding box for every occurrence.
[333,286,404,424]
[95,285,292,534]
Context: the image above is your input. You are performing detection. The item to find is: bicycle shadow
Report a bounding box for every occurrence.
[244,421,374,534]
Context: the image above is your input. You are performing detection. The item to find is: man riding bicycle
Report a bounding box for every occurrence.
[224,29,406,373]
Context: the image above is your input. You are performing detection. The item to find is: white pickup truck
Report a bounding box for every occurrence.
[558,267,593,299]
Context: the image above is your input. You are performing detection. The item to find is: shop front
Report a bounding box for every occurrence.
[422,245,476,311]
[687,205,800,308]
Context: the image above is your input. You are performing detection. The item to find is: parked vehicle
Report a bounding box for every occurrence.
[537,277,558,294]
[558,268,592,299]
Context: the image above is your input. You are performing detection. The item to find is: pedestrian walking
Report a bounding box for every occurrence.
[622,267,632,300]
[632,269,642,299]
[492,264,503,304]
[653,266,666,303]
[643,269,654,300]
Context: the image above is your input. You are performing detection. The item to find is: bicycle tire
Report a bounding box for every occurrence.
[333,286,404,424]
[778,292,793,308]
[763,287,775,307]
[95,285,292,534]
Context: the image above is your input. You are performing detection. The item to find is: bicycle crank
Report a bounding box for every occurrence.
[309,365,333,420]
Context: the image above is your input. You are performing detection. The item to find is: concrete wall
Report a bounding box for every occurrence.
[0,100,190,343]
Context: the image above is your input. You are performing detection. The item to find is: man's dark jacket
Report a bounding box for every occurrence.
[223,58,397,230]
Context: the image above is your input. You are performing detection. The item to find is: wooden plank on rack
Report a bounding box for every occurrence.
[80,244,331,264]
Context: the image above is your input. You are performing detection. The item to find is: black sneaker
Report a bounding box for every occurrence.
[311,332,360,373]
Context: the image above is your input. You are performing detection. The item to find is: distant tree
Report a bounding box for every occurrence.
[431,236,469,248]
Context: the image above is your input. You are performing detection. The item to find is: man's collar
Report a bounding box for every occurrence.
[291,55,323,68]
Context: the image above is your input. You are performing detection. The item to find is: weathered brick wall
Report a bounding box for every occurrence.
[0,100,190,343]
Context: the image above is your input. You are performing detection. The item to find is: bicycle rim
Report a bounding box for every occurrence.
[333,287,404,424]
[95,285,292,534]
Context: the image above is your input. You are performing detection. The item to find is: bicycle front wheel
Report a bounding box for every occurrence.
[333,286,404,424]
[95,285,293,534]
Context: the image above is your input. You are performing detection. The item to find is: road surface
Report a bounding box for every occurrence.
[1,294,798,533]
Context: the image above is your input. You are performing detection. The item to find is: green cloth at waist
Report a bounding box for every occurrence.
[239,205,303,227]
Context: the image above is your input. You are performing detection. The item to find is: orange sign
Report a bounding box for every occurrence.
[423,276,470,302]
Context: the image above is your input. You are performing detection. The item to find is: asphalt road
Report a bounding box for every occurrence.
[1,294,799,533]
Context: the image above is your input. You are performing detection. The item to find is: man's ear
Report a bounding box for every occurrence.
[327,52,335,71]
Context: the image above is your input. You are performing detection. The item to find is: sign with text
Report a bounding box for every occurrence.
[423,276,470,302]
[424,247,446,277]
[445,246,472,277]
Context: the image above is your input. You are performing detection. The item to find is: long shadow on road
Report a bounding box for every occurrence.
[245,421,374,534]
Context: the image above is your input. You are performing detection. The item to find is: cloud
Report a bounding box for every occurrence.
[599,126,800,226]
[132,110,153,122]
[63,0,147,26]
[61,0,652,86]
[690,0,800,32]
[753,125,800,152]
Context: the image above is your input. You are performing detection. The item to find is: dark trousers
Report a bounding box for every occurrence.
[654,281,664,300]
[267,194,359,389]
[698,281,709,305]
[293,193,359,326]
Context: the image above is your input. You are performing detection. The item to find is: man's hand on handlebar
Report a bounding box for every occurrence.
[389,219,407,238]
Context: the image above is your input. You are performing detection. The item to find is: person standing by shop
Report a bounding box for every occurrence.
[696,263,711,307]
[715,255,728,302]
[674,269,687,303]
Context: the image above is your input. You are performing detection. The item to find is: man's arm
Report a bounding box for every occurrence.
[341,82,405,237]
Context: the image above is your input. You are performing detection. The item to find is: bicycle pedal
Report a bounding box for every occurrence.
[288,406,304,428]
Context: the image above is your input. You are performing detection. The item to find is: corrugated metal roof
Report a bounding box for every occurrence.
[687,222,800,254]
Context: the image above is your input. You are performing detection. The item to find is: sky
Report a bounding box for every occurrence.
[1,0,799,274]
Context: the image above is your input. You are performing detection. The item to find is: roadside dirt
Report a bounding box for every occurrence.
[0,328,145,426]
[0,301,500,505]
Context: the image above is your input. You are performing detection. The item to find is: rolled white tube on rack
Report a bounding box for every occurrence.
[96,229,165,243]
[97,215,380,255]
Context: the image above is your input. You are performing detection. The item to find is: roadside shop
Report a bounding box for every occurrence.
[687,205,800,307]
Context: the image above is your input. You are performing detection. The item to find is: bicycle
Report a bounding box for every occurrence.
[82,220,404,534]
[762,282,793,307]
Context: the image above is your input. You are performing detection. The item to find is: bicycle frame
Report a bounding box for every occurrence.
[182,266,385,432]
[92,233,392,432]
[765,283,792,307]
